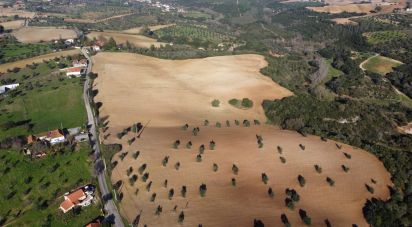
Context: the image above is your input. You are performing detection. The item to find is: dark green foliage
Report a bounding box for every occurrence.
[298,175,306,187]
[216,122,221,128]
[199,144,205,154]
[146,181,152,191]
[173,140,181,149]
[226,120,230,127]
[299,209,312,226]
[141,172,149,182]
[314,165,322,173]
[365,184,374,194]
[178,211,184,223]
[232,164,239,175]
[181,186,187,197]
[196,154,202,162]
[162,156,169,167]
[204,120,209,126]
[299,144,305,150]
[268,187,274,198]
[280,156,286,164]
[132,151,140,159]
[234,120,240,126]
[241,98,253,108]
[261,173,268,184]
[254,119,260,125]
[119,152,128,161]
[341,164,350,172]
[277,146,283,154]
[155,205,162,215]
[174,162,181,170]
[343,152,352,159]
[213,163,218,172]
[209,140,216,150]
[150,193,156,202]
[126,166,133,176]
[138,164,147,174]
[199,183,207,197]
[182,124,189,130]
[281,214,291,227]
[129,174,137,186]
[243,120,250,127]
[163,179,168,188]
[231,178,236,186]
[326,177,335,186]
[168,188,174,199]
[186,141,192,149]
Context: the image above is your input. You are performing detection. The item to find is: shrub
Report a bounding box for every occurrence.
[325,219,332,227]
[231,178,236,186]
[211,99,220,107]
[213,163,218,172]
[127,137,135,145]
[254,119,260,125]
[138,164,147,174]
[186,141,192,149]
[182,124,189,130]
[277,146,283,154]
[146,181,152,191]
[204,120,209,126]
[173,140,180,149]
[168,188,174,200]
[298,175,306,187]
[134,188,139,195]
[229,98,238,106]
[243,120,250,127]
[336,143,342,149]
[232,164,239,175]
[234,120,240,125]
[285,198,294,210]
[155,205,162,215]
[199,144,205,154]
[181,186,187,197]
[132,151,140,159]
[129,174,138,186]
[268,187,274,198]
[174,162,181,170]
[150,193,156,202]
[226,120,230,127]
[196,154,202,162]
[326,177,335,186]
[299,144,305,150]
[281,214,290,227]
[199,183,207,197]
[365,184,374,194]
[209,140,216,150]
[343,152,352,159]
[314,165,322,173]
[280,156,286,163]
[216,122,221,128]
[341,165,350,172]
[261,173,269,184]
[299,209,311,226]
[126,166,133,176]
[162,156,169,167]
[178,211,185,223]
[192,127,200,136]
[241,98,253,108]
[163,179,168,188]
[142,173,149,182]
[119,152,128,161]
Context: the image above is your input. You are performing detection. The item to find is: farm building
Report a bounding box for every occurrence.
[38,129,65,145]
[0,83,19,94]
[59,185,95,213]
[72,59,88,68]
[65,67,85,77]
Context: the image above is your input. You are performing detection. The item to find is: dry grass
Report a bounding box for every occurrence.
[93,52,391,227]
[0,7,35,18]
[12,27,78,43]
[361,55,403,75]
[87,31,167,48]
[0,20,25,30]
[122,24,176,34]
[331,17,358,25]
[0,49,80,73]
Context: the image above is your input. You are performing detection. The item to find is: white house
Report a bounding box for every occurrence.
[0,83,19,94]
[64,39,75,45]
[38,129,65,145]
[65,67,85,77]
[72,59,88,68]
[92,45,101,52]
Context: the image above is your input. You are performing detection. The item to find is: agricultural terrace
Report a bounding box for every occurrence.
[361,55,403,75]
[363,31,409,45]
[12,27,78,43]
[0,58,86,139]
[92,52,391,226]
[0,144,101,226]
[154,25,234,46]
[86,31,166,48]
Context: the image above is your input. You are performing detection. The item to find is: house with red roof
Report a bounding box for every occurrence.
[38,129,65,145]
[59,185,95,213]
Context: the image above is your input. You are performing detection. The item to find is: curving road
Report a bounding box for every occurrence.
[81,48,125,227]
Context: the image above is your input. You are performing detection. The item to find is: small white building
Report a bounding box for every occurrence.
[65,67,85,77]
[0,83,19,94]
[72,59,88,68]
[38,129,65,145]
[65,39,75,45]
[92,45,101,52]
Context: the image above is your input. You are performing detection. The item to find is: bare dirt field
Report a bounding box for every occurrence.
[12,27,78,43]
[307,2,402,14]
[64,12,136,24]
[0,49,80,73]
[87,31,167,48]
[0,7,35,18]
[93,52,392,227]
[0,20,25,30]
[331,17,358,25]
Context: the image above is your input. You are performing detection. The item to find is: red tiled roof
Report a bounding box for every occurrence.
[66,67,82,73]
[48,129,64,139]
[60,199,74,212]
[85,222,101,227]
[27,135,37,144]
[66,189,86,204]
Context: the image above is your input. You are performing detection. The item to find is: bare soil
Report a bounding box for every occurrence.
[12,27,78,43]
[87,31,166,48]
[93,52,392,227]
[0,20,25,30]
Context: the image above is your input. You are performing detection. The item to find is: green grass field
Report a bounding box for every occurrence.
[0,43,52,64]
[363,55,403,75]
[364,31,408,45]
[0,61,86,139]
[0,144,101,226]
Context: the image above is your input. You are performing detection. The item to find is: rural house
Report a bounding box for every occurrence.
[0,83,19,94]
[38,129,65,145]
[65,67,85,77]
[73,59,88,68]
[59,185,95,213]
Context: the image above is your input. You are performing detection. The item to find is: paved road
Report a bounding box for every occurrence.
[81,48,125,227]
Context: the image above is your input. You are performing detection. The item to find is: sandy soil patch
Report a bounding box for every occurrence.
[93,52,392,226]
[12,27,78,43]
[307,3,375,14]
[0,20,24,30]
[331,17,358,25]
[87,31,167,48]
[0,49,80,73]
[0,7,35,18]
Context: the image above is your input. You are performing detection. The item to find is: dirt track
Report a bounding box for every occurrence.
[92,52,392,227]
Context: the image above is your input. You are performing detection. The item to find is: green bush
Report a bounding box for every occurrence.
[211,99,220,107]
